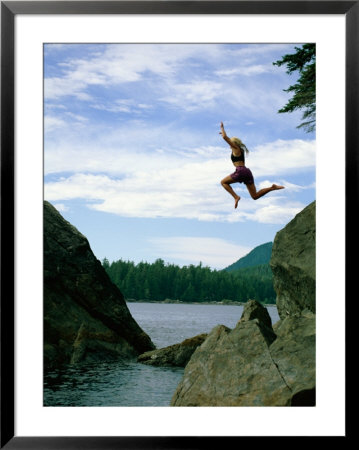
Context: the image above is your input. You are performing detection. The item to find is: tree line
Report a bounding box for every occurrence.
[102,258,276,304]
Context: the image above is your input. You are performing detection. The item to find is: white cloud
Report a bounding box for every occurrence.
[44,112,89,135]
[90,98,153,114]
[248,139,316,176]
[267,179,316,192]
[65,112,89,122]
[44,110,315,179]
[44,117,223,175]
[148,236,252,269]
[230,43,296,58]
[44,44,208,101]
[44,157,309,225]
[215,64,273,77]
[44,121,315,225]
[43,43,314,226]
[44,116,67,132]
[44,43,295,108]
[246,202,305,224]
[45,76,93,101]
[160,80,223,111]
[45,103,67,110]
[222,82,289,116]
[53,203,69,212]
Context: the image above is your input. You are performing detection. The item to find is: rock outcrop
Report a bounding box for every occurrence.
[138,334,208,367]
[171,300,315,406]
[44,201,155,367]
[270,201,315,319]
[171,201,316,407]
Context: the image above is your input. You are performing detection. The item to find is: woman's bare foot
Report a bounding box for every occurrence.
[234,196,241,208]
[272,184,285,191]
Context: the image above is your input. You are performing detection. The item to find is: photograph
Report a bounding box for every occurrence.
[43,42,316,407]
[1,0,351,446]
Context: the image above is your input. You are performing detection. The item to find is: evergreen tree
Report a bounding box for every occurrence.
[102,257,110,270]
[102,258,276,304]
[273,43,316,133]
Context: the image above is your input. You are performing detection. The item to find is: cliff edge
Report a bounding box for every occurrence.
[44,201,155,368]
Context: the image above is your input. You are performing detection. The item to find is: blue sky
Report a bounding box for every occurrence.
[44,43,315,270]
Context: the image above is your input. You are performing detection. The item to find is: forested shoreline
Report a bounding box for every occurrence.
[102,258,276,304]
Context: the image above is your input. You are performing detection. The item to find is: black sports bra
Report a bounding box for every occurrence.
[231,150,245,163]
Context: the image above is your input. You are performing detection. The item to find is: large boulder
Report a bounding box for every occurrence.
[171,300,315,406]
[270,309,316,404]
[44,201,155,367]
[138,334,208,367]
[270,201,315,319]
[171,202,316,407]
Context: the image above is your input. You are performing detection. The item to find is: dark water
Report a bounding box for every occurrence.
[44,303,279,407]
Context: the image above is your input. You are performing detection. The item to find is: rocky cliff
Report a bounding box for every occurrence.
[170,201,316,406]
[44,201,155,367]
[270,201,315,319]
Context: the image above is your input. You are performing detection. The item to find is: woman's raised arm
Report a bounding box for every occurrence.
[219,122,238,149]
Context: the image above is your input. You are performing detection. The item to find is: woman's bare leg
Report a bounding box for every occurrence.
[246,182,284,200]
[221,175,241,208]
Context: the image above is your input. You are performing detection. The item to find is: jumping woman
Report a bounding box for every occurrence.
[219,122,284,208]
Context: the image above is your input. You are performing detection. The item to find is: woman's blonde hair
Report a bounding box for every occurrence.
[230,137,249,154]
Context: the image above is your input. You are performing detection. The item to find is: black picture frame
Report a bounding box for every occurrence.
[1,1,353,447]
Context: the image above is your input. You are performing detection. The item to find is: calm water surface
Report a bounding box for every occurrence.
[44,302,279,406]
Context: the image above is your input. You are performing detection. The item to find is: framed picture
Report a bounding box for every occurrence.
[1,1,352,447]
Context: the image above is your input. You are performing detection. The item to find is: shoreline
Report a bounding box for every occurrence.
[126,299,277,307]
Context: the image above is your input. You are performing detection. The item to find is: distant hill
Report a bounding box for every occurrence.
[224,242,273,272]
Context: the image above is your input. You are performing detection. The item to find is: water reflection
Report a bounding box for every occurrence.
[44,359,184,406]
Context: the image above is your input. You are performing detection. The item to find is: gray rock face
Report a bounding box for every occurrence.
[270,201,315,319]
[270,310,316,399]
[138,334,208,367]
[171,300,315,406]
[44,201,155,367]
[171,202,316,407]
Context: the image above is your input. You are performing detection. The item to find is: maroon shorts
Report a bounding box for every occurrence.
[230,166,254,185]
